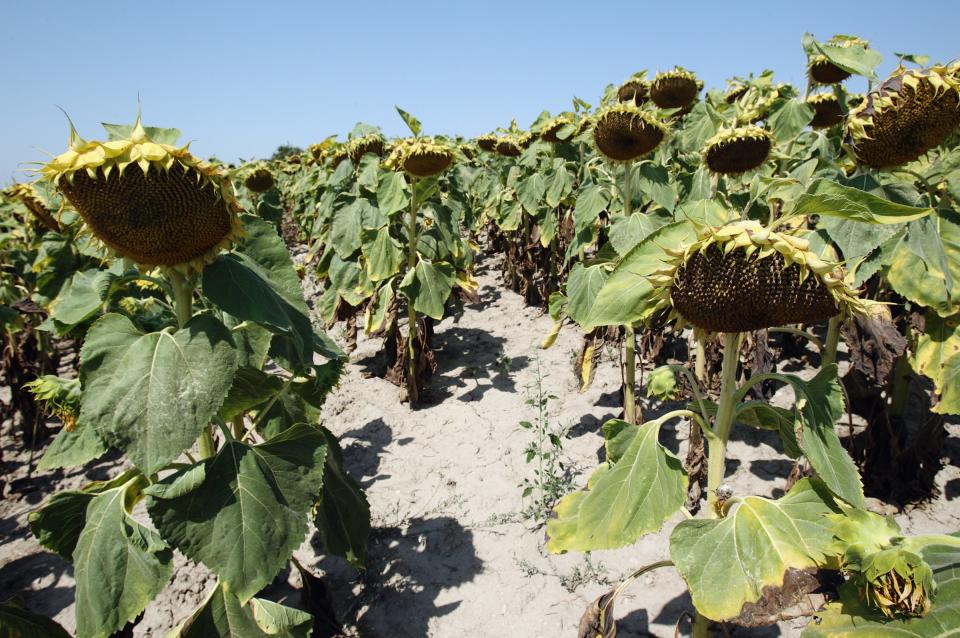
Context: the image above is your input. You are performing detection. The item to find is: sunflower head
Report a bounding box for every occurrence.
[650,219,869,334]
[476,134,498,152]
[243,164,274,193]
[540,114,574,143]
[808,36,869,85]
[385,137,455,178]
[494,136,523,158]
[4,182,62,232]
[650,68,700,109]
[724,80,749,104]
[39,116,243,273]
[349,133,387,164]
[807,92,845,129]
[24,375,81,431]
[844,66,960,169]
[617,77,650,106]
[591,104,667,163]
[854,548,934,618]
[702,126,773,175]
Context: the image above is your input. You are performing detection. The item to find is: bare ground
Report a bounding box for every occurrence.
[2,252,959,637]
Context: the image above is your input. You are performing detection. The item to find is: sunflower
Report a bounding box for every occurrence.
[540,114,573,143]
[39,116,242,273]
[807,92,845,129]
[617,78,649,106]
[4,183,61,232]
[649,219,869,334]
[650,68,700,109]
[243,164,274,193]
[476,134,498,152]
[347,133,387,164]
[702,126,772,175]
[845,66,960,169]
[808,36,870,85]
[385,138,455,177]
[591,104,667,162]
[494,136,523,158]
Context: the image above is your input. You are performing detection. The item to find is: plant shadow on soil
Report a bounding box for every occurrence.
[339,417,405,490]
[313,515,483,638]
[0,552,74,618]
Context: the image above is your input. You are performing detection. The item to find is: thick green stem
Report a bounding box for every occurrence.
[167,269,194,329]
[622,161,634,217]
[624,323,636,424]
[694,334,706,384]
[890,321,914,419]
[232,415,245,440]
[198,427,216,460]
[705,332,743,517]
[822,315,841,367]
[694,333,743,638]
[406,179,420,403]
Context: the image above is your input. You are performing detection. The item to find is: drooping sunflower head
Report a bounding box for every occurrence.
[518,131,538,149]
[650,68,701,109]
[617,77,649,106]
[39,116,243,273]
[347,133,387,164]
[494,136,524,158]
[540,114,574,143]
[724,80,749,104]
[650,219,869,334]
[702,126,773,175]
[4,182,61,232]
[242,164,275,193]
[385,137,455,178]
[808,36,869,85]
[807,92,845,129]
[855,547,934,619]
[476,134,498,152]
[844,66,960,169]
[591,104,667,162]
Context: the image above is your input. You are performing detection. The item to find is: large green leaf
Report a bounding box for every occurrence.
[74,474,173,638]
[584,221,697,330]
[546,416,686,553]
[887,211,960,317]
[399,260,455,320]
[517,172,546,215]
[912,312,960,415]
[313,425,370,569]
[545,160,573,208]
[794,180,932,224]
[37,422,108,471]
[377,171,408,217]
[573,184,610,229]
[362,226,404,282]
[670,478,841,621]
[0,599,71,638]
[146,423,327,603]
[49,269,104,326]
[236,216,310,314]
[751,366,864,508]
[169,583,312,638]
[565,264,610,326]
[802,540,960,636]
[79,314,238,474]
[28,471,136,561]
[638,163,676,213]
[218,367,284,421]
[329,199,364,258]
[608,212,666,257]
[768,98,815,142]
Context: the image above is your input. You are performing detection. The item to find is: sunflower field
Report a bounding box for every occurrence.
[2,32,960,638]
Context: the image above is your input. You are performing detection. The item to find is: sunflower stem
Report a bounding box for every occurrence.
[694,334,706,384]
[167,269,194,329]
[822,315,841,367]
[622,161,634,217]
[705,332,743,517]
[624,323,637,424]
[406,177,420,403]
[198,427,216,460]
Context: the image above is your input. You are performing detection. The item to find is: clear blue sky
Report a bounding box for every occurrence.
[3,0,957,182]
